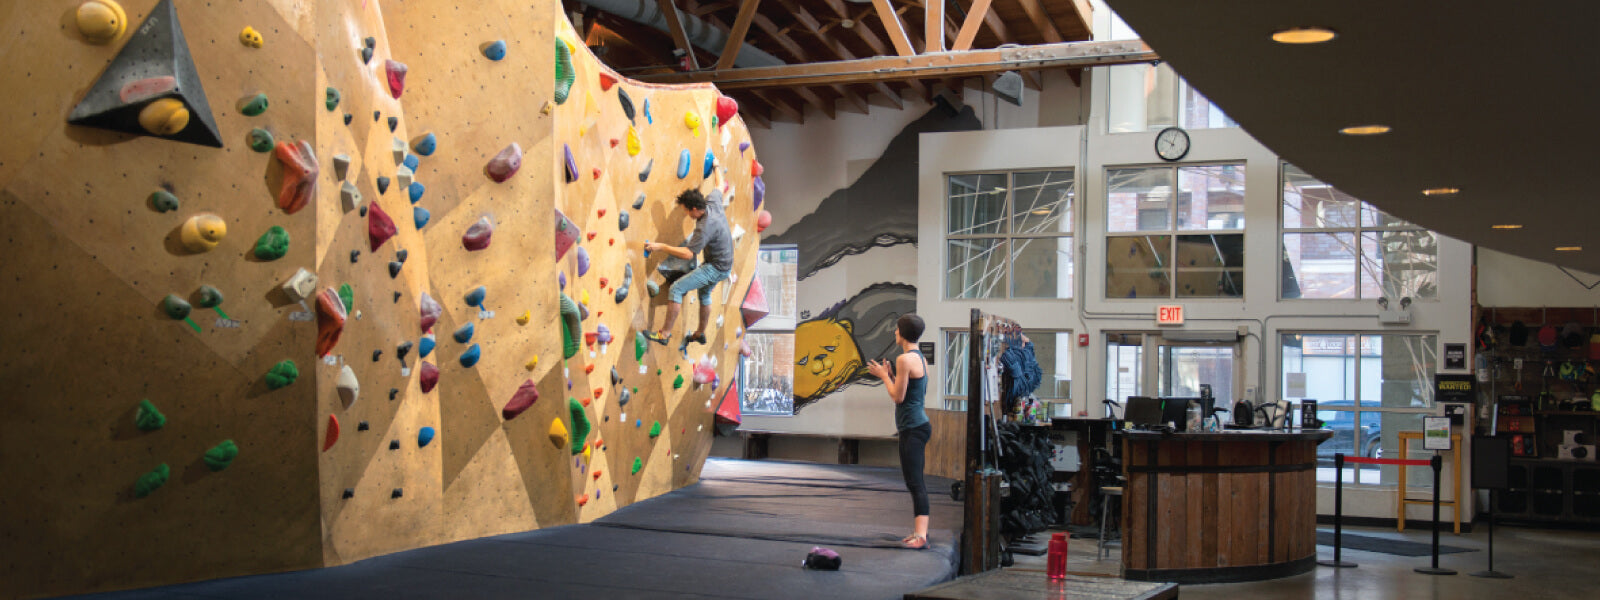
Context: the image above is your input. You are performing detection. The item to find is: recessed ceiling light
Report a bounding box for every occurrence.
[1030,208,1052,215]
[1422,187,1460,196]
[1272,27,1338,44]
[1556,246,1583,252]
[1491,224,1523,230]
[1339,125,1391,136]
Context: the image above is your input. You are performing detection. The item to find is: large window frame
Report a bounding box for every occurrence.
[944,169,1077,300]
[1279,163,1440,301]
[1105,62,1239,134]
[1104,163,1247,300]
[941,328,1073,413]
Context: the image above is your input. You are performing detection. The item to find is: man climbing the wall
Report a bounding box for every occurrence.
[643,168,732,354]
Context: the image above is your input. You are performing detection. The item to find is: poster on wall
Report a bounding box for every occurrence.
[741,332,795,416]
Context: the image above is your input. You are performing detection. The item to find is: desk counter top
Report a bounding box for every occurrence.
[1119,428,1334,443]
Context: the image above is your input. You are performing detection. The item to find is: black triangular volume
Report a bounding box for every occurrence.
[66,0,222,148]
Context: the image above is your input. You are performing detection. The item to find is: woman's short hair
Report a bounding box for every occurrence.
[896,314,925,342]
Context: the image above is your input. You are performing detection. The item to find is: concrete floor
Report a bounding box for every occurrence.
[1010,523,1600,599]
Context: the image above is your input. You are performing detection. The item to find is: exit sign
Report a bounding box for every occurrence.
[1157,305,1184,325]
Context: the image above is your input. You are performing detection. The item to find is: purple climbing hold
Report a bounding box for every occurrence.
[753,175,765,210]
[740,142,750,154]
[597,324,612,344]
[559,271,567,290]
[563,144,578,183]
[555,209,578,260]
[463,216,494,251]
[486,143,522,182]
[576,246,590,276]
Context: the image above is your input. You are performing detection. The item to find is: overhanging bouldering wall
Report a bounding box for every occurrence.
[0,0,761,598]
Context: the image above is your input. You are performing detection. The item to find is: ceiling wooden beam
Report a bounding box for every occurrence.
[752,89,805,123]
[925,0,945,53]
[951,0,990,51]
[772,0,920,104]
[749,13,870,114]
[815,0,925,96]
[895,5,927,56]
[793,86,837,119]
[1015,0,1065,43]
[638,39,1157,88]
[655,0,700,70]
[715,0,764,70]
[872,0,917,56]
[1067,0,1094,36]
[692,1,735,15]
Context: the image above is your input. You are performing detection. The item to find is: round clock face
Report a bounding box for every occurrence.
[1155,126,1190,161]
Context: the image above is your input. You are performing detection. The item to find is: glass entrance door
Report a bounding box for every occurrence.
[1105,333,1240,419]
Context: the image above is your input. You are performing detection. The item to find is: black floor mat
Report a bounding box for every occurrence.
[1316,530,1476,556]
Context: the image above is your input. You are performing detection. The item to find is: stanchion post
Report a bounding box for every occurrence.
[1415,454,1456,575]
[1471,488,1514,578]
[1318,453,1357,568]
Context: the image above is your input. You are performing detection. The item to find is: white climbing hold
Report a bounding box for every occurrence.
[392,138,406,165]
[396,165,413,188]
[333,154,351,180]
[337,364,360,409]
[340,181,360,212]
[282,268,318,302]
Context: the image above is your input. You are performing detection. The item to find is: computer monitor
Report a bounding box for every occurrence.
[1158,397,1199,431]
[1123,396,1163,428]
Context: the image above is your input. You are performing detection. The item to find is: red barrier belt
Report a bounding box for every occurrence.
[1342,456,1430,467]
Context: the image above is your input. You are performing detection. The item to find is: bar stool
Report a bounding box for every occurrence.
[1098,486,1123,559]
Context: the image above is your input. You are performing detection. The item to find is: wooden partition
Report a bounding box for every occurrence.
[925,409,967,480]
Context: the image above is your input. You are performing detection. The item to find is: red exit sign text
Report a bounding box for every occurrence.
[1157,305,1184,325]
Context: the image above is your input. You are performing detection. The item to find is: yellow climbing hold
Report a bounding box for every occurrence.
[626,126,641,157]
[76,0,127,44]
[179,214,226,252]
[585,91,598,116]
[549,418,569,450]
[582,443,592,462]
[137,98,189,136]
[239,26,264,48]
[525,355,539,371]
[580,289,589,306]
[517,310,531,325]
[541,100,555,115]
[684,111,701,135]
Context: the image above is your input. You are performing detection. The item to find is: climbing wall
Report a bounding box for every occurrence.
[0,0,760,598]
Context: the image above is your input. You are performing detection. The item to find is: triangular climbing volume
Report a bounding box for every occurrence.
[66,0,223,147]
[740,276,769,329]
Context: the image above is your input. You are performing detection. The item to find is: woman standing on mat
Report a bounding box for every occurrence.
[867,315,931,550]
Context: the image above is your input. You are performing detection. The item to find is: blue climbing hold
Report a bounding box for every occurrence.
[482,40,506,61]
[412,132,436,156]
[460,344,481,367]
[453,322,475,343]
[403,154,419,171]
[464,286,486,307]
[635,419,642,428]
[677,150,690,179]
[644,98,652,124]
[413,206,430,229]
[703,150,714,178]
[418,426,435,447]
[408,181,425,204]
[419,334,436,358]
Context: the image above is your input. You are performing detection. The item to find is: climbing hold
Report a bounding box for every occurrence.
[195,285,223,309]
[266,360,298,389]
[673,374,684,389]
[134,399,166,431]
[412,206,430,230]
[568,397,591,455]
[517,311,531,326]
[587,232,597,242]
[559,271,567,290]
[752,159,765,177]
[360,46,373,64]
[503,379,540,420]
[160,294,191,319]
[252,226,289,260]
[560,293,582,358]
[684,110,701,134]
[325,87,341,111]
[592,167,602,180]
[563,144,578,183]
[632,194,647,211]
[344,113,353,125]
[693,356,717,384]
[419,361,440,393]
[464,286,487,308]
[650,421,662,438]
[618,388,631,407]
[322,415,340,451]
[703,150,715,178]
[418,426,436,448]
[549,418,569,450]
[337,364,359,409]
[408,182,425,204]
[677,150,691,179]
[332,154,351,180]
[482,39,507,61]
[315,287,347,357]
[460,344,481,367]
[376,176,390,195]
[453,322,475,344]
[367,201,397,251]
[643,98,654,125]
[342,488,355,499]
[592,387,603,400]
[391,488,404,499]
[576,494,588,507]
[647,280,660,297]
[597,324,614,345]
[133,463,169,498]
[625,126,641,157]
[384,59,408,99]
[554,39,575,104]
[396,166,414,189]
[463,215,495,251]
[397,341,413,362]
[273,140,319,214]
[389,439,400,450]
[338,283,354,313]
[239,93,269,116]
[632,457,643,474]
[402,154,419,172]
[487,143,522,182]
[584,363,596,374]
[388,261,402,278]
[614,285,629,303]
[76,0,128,44]
[149,189,179,213]
[412,132,437,156]
[203,439,238,471]
[639,158,654,182]
[610,367,623,387]
[594,470,603,480]
[385,117,399,134]
[618,211,630,232]
[239,26,263,48]
[524,355,539,371]
[757,210,772,232]
[716,96,739,127]
[419,334,436,358]
[419,293,442,333]
[742,276,769,328]
[364,36,376,48]
[338,182,360,213]
[134,97,189,136]
[635,332,648,361]
[599,72,618,91]
[576,246,591,276]
[618,87,636,123]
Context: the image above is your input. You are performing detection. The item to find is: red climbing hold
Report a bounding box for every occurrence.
[119,76,177,103]
[716,381,741,425]
[599,72,617,91]
[593,387,603,399]
[757,210,772,232]
[419,361,440,393]
[323,414,341,451]
[597,209,606,217]
[585,363,596,374]
[576,494,588,507]
[462,215,494,251]
[593,470,603,480]
[592,167,601,179]
[715,96,739,128]
[273,140,319,215]
[316,287,347,358]
[608,238,615,246]
[599,277,609,288]
[419,293,442,333]
[502,379,540,420]
[741,276,769,328]
[580,396,591,407]
[609,138,619,148]
[367,201,397,251]
[486,143,523,182]
[752,159,764,177]
[586,232,596,241]
[384,59,408,99]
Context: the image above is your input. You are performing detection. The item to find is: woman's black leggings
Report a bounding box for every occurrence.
[899,423,933,517]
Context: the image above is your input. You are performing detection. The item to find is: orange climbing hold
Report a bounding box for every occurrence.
[608,238,615,246]
[576,494,588,507]
[585,364,596,374]
[323,414,340,451]
[599,72,617,91]
[586,232,596,241]
[592,167,601,179]
[599,277,609,288]
[597,208,606,217]
[593,387,603,399]
[593,470,603,480]
[609,138,619,148]
[752,159,764,177]
[315,287,347,357]
[273,140,319,215]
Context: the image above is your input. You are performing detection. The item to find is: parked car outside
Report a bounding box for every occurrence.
[1315,400,1381,462]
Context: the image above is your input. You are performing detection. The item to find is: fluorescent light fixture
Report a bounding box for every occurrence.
[1030,208,1052,215]
[1272,27,1338,44]
[1491,224,1522,230]
[1421,187,1460,196]
[1339,125,1391,136]
[1556,246,1583,252]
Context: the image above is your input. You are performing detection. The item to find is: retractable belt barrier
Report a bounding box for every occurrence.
[1319,453,1454,574]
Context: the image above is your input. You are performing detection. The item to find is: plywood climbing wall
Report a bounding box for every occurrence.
[0,0,763,597]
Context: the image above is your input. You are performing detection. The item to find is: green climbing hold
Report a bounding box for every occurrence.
[325,87,341,111]
[554,39,575,104]
[568,397,590,455]
[203,439,238,471]
[161,294,191,320]
[559,292,581,359]
[635,332,647,362]
[149,190,179,213]
[253,225,289,260]
[673,374,684,389]
[649,421,662,438]
[134,399,166,431]
[646,280,660,297]
[657,368,662,375]
[632,457,643,474]
[240,93,269,116]
[338,283,354,313]
[247,127,274,152]
[134,463,170,498]
[266,359,299,390]
[195,285,224,309]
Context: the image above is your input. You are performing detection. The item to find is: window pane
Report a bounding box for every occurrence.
[741,333,795,416]
[1284,333,1360,482]
[1108,167,1174,232]
[1362,202,1416,228]
[1179,79,1239,129]
[1011,237,1074,299]
[1177,165,1246,230]
[1282,232,1357,299]
[1029,332,1072,399]
[1365,412,1430,486]
[1175,234,1243,298]
[944,330,969,397]
[1158,346,1234,401]
[1370,334,1437,410]
[948,173,1008,235]
[1360,230,1438,300]
[1106,334,1145,414]
[1106,235,1171,298]
[1011,170,1075,235]
[946,239,1008,298]
[1282,164,1359,229]
[1106,63,1178,133]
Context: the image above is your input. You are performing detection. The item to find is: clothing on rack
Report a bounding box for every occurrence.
[999,341,1042,414]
